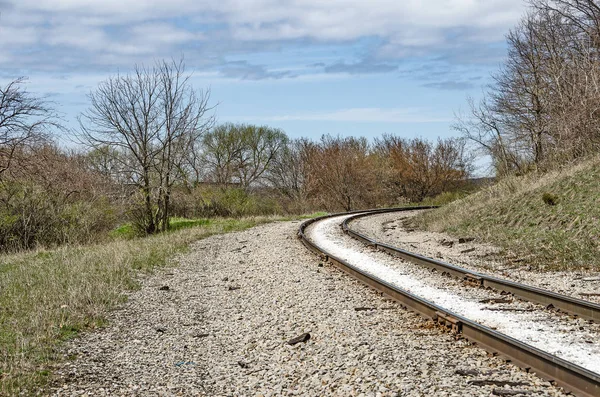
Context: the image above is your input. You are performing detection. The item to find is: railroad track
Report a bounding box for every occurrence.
[299,208,600,397]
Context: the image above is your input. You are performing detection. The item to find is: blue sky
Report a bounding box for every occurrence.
[0,0,526,146]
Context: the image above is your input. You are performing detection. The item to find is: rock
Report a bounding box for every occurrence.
[287,333,311,345]
[582,276,600,281]
[455,369,480,376]
[468,380,530,387]
[479,298,512,304]
[158,285,170,291]
[492,389,532,396]
[237,360,249,369]
[580,292,600,297]
[458,237,475,244]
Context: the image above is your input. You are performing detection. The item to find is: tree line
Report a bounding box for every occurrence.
[4,0,600,253]
[0,59,471,252]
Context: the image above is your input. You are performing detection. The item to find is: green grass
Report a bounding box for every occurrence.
[279,211,328,220]
[414,156,600,271]
[408,190,473,207]
[0,213,322,395]
[108,217,213,239]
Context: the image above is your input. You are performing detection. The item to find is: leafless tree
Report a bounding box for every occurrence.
[308,135,376,211]
[374,135,471,202]
[201,123,246,186]
[78,59,213,233]
[201,123,287,190]
[455,1,600,175]
[266,138,312,202]
[155,60,214,229]
[0,77,58,180]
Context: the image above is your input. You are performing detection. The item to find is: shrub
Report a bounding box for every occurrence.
[420,191,468,206]
[170,185,282,218]
[0,181,118,253]
[542,192,559,206]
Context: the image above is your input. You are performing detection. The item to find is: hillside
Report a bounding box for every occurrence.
[414,156,600,271]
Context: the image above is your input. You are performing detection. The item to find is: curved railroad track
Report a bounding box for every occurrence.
[299,208,600,397]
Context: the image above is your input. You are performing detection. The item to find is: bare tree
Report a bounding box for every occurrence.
[458,1,600,176]
[266,138,312,202]
[201,123,245,186]
[374,135,471,202]
[78,59,213,233]
[155,60,214,230]
[308,135,376,211]
[201,123,288,190]
[0,77,57,179]
[234,124,288,189]
[494,13,551,165]
[453,97,525,176]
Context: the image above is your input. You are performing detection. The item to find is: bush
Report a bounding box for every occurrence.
[419,190,469,206]
[0,181,118,253]
[170,185,282,218]
[542,192,559,206]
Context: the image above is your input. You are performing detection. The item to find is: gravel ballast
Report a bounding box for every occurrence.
[307,215,600,374]
[350,210,600,305]
[51,220,569,396]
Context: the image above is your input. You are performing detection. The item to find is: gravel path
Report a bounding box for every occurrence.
[350,210,600,305]
[50,220,568,396]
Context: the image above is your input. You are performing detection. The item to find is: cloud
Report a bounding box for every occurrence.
[220,61,295,80]
[129,23,203,46]
[3,1,525,54]
[0,0,527,82]
[217,1,524,45]
[422,80,475,90]
[260,107,451,123]
[324,60,398,75]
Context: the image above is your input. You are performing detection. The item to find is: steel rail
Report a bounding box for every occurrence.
[299,210,600,397]
[342,209,600,323]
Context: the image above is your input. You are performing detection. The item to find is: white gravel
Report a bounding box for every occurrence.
[50,220,569,396]
[350,210,600,305]
[307,214,600,374]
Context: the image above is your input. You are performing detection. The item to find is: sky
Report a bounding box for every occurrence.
[0,0,527,148]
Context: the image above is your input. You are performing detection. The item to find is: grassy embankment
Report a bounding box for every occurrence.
[415,156,600,272]
[0,213,325,395]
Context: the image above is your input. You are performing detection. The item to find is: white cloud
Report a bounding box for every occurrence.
[218,0,525,47]
[0,0,527,72]
[258,107,452,123]
[0,25,38,47]
[129,23,204,45]
[8,0,525,45]
[44,23,109,51]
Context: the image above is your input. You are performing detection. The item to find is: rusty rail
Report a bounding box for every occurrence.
[299,210,600,397]
[342,210,600,323]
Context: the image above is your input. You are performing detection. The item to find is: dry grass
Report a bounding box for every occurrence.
[415,156,600,271]
[0,215,311,395]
